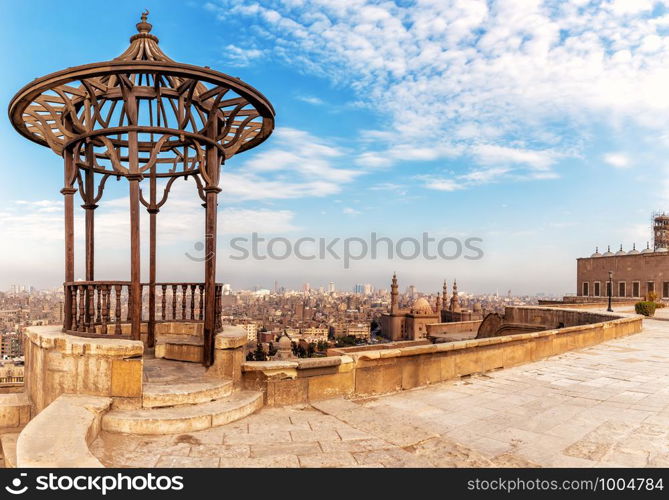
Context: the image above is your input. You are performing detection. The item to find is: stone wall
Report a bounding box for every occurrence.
[24,326,144,414]
[242,307,643,406]
[538,298,638,308]
[476,306,620,338]
[426,320,482,335]
[327,339,428,356]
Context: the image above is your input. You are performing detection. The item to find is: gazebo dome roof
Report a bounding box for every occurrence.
[8,11,275,173]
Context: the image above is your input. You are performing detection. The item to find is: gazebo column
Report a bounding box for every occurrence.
[203,186,220,367]
[61,148,77,332]
[125,89,142,342]
[82,204,97,281]
[147,206,158,348]
[128,173,142,341]
[83,145,97,281]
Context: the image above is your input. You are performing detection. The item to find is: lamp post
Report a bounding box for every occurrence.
[607,271,613,312]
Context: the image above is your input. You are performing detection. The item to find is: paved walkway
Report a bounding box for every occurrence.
[91,318,669,467]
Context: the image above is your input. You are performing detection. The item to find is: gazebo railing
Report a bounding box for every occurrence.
[63,281,223,337]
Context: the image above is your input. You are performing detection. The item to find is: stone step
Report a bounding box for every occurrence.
[155,335,203,363]
[142,379,233,408]
[102,391,263,435]
[1,432,19,468]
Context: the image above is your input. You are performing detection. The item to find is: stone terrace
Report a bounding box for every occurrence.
[91,316,669,468]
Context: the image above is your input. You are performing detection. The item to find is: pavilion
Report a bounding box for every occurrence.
[9,11,275,366]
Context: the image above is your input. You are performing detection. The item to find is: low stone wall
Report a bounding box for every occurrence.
[327,339,428,356]
[0,393,31,429]
[242,307,643,406]
[539,298,639,308]
[16,394,110,467]
[427,320,482,336]
[476,306,628,338]
[24,326,144,414]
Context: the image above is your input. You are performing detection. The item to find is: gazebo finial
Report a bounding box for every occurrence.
[137,9,152,33]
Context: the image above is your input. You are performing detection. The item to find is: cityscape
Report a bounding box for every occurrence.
[0,279,540,361]
[1,1,669,489]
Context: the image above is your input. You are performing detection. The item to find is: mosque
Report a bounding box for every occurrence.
[379,274,483,341]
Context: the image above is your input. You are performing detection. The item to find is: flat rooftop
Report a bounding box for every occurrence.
[91,309,669,468]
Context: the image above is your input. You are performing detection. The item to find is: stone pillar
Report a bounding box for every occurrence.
[206,327,246,384]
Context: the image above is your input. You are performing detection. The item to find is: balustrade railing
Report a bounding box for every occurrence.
[63,281,223,337]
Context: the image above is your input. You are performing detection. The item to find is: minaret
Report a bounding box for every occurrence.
[441,280,448,310]
[435,293,441,312]
[390,272,399,314]
[450,279,461,312]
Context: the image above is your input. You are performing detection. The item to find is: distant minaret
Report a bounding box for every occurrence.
[450,279,461,312]
[390,272,399,314]
[435,293,441,312]
[441,280,448,311]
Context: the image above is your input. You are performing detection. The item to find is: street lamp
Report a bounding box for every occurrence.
[607,270,613,312]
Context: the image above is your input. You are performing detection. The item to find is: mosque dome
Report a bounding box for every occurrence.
[641,242,653,254]
[273,333,295,360]
[602,245,614,257]
[627,243,639,255]
[591,246,602,258]
[615,244,626,256]
[411,297,433,315]
[657,247,668,253]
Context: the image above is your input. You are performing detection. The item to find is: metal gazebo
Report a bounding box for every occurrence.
[8,12,275,365]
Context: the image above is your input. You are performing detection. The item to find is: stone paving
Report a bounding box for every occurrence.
[91,317,669,468]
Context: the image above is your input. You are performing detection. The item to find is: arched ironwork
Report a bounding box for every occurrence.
[8,12,275,366]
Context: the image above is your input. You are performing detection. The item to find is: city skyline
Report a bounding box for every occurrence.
[3,1,669,295]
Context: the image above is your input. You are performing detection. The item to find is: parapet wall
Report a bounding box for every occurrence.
[427,320,482,335]
[538,297,639,308]
[24,326,144,414]
[242,307,643,406]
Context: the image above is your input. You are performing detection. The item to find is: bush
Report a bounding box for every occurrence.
[647,291,658,302]
[635,301,656,317]
[654,302,666,309]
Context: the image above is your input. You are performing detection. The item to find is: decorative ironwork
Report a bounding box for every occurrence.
[8,13,275,366]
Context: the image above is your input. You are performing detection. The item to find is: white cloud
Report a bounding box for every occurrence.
[342,207,361,215]
[603,152,632,169]
[208,0,669,188]
[296,95,325,105]
[473,145,559,172]
[221,44,265,67]
[222,127,362,201]
[609,0,655,16]
[416,176,465,192]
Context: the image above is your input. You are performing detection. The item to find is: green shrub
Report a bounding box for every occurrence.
[635,301,656,317]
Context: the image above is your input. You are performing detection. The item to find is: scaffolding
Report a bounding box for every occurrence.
[652,211,669,250]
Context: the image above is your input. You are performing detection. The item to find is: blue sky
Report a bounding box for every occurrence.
[2,0,669,295]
